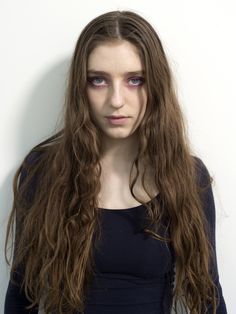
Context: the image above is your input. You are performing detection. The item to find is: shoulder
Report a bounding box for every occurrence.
[191,155,212,188]
[191,155,216,230]
[19,149,45,187]
[23,149,44,167]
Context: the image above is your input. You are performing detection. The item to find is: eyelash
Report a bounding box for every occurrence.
[87,76,145,87]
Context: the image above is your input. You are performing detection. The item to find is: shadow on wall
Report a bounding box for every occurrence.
[17,58,71,149]
[1,57,70,313]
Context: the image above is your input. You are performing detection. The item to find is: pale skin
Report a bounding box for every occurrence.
[86,40,159,209]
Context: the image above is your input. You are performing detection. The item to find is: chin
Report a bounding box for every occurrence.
[106,131,135,140]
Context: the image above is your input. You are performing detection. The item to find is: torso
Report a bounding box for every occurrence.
[98,164,159,210]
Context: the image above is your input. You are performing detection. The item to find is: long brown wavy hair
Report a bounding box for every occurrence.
[5,10,219,314]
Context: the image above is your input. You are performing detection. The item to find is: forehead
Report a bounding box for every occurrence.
[87,40,143,74]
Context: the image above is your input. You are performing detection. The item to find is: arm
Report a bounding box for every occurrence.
[4,269,39,314]
[195,157,227,313]
[4,152,41,314]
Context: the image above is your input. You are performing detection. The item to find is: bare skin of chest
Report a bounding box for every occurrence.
[98,165,159,210]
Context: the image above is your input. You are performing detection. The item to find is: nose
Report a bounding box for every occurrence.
[109,82,124,108]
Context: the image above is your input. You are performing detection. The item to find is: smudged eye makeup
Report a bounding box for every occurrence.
[87,76,145,88]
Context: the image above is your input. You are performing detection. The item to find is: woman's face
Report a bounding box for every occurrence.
[86,40,147,141]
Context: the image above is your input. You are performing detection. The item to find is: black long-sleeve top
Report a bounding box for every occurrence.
[4,153,227,313]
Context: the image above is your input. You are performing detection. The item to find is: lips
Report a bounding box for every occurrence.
[106,116,129,125]
[106,116,128,119]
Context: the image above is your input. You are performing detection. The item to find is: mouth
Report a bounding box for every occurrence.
[106,115,129,119]
[105,116,130,125]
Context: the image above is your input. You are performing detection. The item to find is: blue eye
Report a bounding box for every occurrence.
[129,77,145,86]
[88,77,106,86]
[93,78,103,84]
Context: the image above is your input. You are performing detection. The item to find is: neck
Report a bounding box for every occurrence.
[100,134,139,172]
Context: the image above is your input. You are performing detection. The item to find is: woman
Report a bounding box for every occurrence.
[4,10,227,314]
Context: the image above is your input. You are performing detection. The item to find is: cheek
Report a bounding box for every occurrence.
[136,91,147,115]
[87,92,102,114]
[87,90,96,105]
[87,89,106,105]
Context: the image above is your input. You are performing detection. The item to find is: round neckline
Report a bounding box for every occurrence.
[99,192,160,212]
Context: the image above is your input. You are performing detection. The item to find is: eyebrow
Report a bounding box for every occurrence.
[87,70,145,76]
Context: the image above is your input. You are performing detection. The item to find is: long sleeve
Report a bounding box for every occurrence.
[4,269,39,314]
[4,152,41,314]
[195,157,227,314]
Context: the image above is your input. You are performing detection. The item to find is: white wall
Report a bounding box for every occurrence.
[1,0,235,313]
